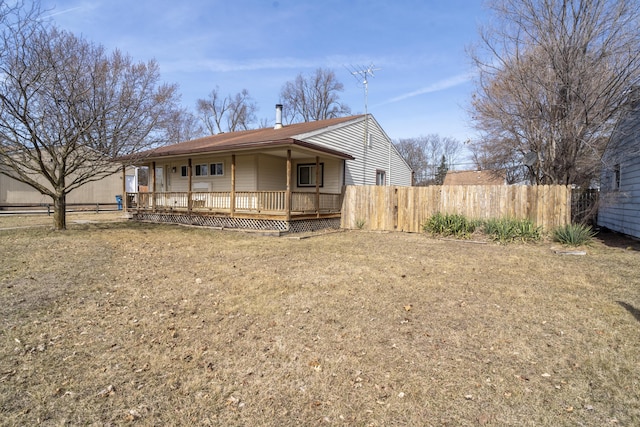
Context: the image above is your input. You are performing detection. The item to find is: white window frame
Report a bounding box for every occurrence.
[613,163,621,190]
[297,163,324,187]
[195,164,208,176]
[376,169,386,186]
[210,162,224,176]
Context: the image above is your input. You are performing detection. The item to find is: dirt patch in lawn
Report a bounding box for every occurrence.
[0,221,639,426]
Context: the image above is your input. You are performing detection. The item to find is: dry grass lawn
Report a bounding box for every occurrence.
[1,213,639,426]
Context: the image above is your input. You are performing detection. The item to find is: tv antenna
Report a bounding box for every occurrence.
[346,63,380,116]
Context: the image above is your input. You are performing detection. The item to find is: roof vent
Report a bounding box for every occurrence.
[274,104,283,129]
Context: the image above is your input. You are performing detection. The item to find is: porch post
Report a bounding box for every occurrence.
[315,156,320,218]
[286,150,291,221]
[151,162,156,212]
[230,154,236,217]
[122,165,127,213]
[187,158,193,212]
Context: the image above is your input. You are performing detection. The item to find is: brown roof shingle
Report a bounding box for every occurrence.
[138,115,363,160]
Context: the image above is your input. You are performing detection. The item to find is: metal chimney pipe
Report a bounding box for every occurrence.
[274,104,283,129]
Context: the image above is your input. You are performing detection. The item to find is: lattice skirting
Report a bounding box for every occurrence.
[287,218,341,233]
[131,213,341,233]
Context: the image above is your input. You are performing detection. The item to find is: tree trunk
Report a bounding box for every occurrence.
[53,192,67,230]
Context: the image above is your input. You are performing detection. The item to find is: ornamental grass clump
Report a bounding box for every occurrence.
[423,212,478,238]
[483,217,541,243]
[553,223,597,246]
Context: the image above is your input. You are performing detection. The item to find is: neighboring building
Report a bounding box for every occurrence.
[598,94,640,239]
[0,165,138,208]
[443,170,506,185]
[123,107,413,232]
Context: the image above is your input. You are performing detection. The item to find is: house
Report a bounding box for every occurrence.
[122,106,413,233]
[443,170,506,185]
[598,93,640,239]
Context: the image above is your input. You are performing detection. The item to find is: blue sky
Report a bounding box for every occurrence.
[42,0,489,146]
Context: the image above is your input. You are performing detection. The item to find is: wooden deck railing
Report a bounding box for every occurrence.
[126,191,342,216]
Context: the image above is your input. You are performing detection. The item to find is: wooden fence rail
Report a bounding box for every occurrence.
[341,185,571,232]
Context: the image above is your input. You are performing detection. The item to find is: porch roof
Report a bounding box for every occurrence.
[126,115,362,162]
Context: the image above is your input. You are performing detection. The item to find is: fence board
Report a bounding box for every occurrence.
[341,185,571,232]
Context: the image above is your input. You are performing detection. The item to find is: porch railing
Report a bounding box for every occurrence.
[126,191,343,215]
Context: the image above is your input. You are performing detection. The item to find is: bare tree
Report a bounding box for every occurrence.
[163,108,205,144]
[226,89,258,132]
[394,134,463,185]
[280,68,351,123]
[196,88,224,134]
[468,137,528,184]
[394,138,428,184]
[469,0,640,188]
[0,13,180,230]
[196,87,258,134]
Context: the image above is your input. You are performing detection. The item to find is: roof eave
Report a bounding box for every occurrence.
[122,138,354,163]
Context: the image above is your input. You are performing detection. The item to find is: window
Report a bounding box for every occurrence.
[210,162,224,176]
[376,170,386,186]
[195,164,208,176]
[297,163,324,187]
[613,164,621,190]
[180,166,188,177]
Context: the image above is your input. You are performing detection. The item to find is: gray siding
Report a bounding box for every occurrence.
[298,115,413,186]
[598,103,640,238]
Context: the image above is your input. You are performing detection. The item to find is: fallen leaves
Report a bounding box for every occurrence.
[308,358,322,371]
[226,395,245,410]
[97,384,115,398]
[2,221,638,427]
[125,409,142,421]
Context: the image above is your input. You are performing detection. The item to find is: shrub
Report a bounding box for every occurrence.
[484,218,541,243]
[553,223,597,246]
[423,213,478,238]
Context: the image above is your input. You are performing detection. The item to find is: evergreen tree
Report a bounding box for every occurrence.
[435,155,448,185]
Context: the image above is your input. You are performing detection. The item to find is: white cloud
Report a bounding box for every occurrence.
[163,55,377,74]
[42,1,100,20]
[380,72,474,105]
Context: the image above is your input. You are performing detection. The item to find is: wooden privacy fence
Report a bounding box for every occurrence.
[341,185,572,233]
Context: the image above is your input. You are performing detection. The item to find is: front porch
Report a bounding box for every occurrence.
[124,190,344,233]
[121,141,354,233]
